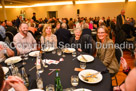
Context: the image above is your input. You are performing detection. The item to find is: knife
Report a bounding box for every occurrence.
[84,72,100,78]
[81,55,88,62]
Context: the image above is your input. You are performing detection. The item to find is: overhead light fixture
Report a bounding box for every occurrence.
[76,0,125,4]
[0,1,73,8]
[32,1,73,7]
[129,0,136,1]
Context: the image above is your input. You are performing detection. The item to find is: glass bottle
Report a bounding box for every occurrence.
[36,50,44,73]
[55,70,63,91]
[36,71,43,89]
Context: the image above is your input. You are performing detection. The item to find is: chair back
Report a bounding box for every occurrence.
[115,46,123,64]
[5,31,14,42]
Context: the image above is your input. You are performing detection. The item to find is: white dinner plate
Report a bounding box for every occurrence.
[63,48,76,53]
[42,47,55,52]
[2,67,9,74]
[78,69,103,84]
[29,89,44,91]
[29,51,40,57]
[77,55,94,62]
[74,88,92,91]
[5,56,22,65]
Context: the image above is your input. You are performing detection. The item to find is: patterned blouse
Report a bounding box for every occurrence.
[40,34,57,48]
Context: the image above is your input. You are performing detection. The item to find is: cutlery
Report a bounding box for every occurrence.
[80,55,88,62]
[48,69,60,75]
[83,72,100,78]
[29,66,36,71]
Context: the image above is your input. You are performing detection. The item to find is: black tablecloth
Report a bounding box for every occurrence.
[2,51,112,91]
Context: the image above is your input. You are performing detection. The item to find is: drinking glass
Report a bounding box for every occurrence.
[52,49,56,54]
[71,75,79,87]
[46,84,55,91]
[62,49,66,57]
[80,62,86,69]
[72,51,76,57]
[57,49,62,56]
[21,54,27,65]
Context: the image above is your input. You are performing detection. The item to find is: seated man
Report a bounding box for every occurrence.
[0,41,14,62]
[13,23,37,54]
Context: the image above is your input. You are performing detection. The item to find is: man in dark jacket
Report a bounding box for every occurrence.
[55,23,72,47]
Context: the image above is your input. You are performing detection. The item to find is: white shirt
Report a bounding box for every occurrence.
[0,41,9,62]
[13,32,37,54]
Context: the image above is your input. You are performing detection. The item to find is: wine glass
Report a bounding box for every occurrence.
[71,75,79,87]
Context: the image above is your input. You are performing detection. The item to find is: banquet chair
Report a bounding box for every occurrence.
[112,46,123,86]
[5,32,15,48]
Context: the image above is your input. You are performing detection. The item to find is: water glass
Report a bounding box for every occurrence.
[46,84,55,91]
[57,49,62,56]
[80,62,86,69]
[71,75,79,87]
[72,51,76,57]
[52,49,56,54]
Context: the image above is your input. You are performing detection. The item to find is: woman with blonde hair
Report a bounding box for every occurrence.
[40,24,57,48]
[96,25,119,76]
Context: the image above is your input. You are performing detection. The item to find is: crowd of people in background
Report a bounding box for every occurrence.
[0,9,136,91]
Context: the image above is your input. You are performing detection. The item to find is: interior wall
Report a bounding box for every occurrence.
[0,2,136,21]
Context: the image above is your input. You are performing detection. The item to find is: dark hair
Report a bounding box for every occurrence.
[33,12,36,14]
[0,65,4,90]
[70,18,73,21]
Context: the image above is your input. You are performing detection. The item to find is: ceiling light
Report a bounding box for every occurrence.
[32,1,73,7]
[76,0,125,4]
[129,0,136,1]
[0,1,73,8]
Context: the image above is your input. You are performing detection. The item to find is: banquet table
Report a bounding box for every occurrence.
[2,51,112,91]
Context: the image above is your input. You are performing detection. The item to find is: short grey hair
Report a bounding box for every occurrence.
[74,28,82,32]
[61,23,67,29]
[82,23,89,29]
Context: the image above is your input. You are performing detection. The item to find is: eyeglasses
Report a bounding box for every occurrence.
[97,32,106,34]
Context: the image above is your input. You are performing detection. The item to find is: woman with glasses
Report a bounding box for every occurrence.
[40,24,57,49]
[96,26,119,76]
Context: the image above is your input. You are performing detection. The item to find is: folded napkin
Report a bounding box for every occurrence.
[43,58,64,65]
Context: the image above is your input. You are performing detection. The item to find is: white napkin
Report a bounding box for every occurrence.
[42,58,64,65]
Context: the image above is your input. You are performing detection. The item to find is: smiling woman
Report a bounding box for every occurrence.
[96,26,119,77]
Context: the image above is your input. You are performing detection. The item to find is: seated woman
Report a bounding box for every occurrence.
[96,26,119,76]
[70,28,95,55]
[40,24,57,49]
[113,57,131,91]
[0,65,28,91]
[114,60,136,91]
[0,41,14,62]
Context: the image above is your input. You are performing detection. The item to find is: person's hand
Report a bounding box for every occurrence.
[78,48,82,52]
[121,57,128,70]
[120,83,125,91]
[0,45,4,51]
[3,76,28,91]
[113,86,120,91]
